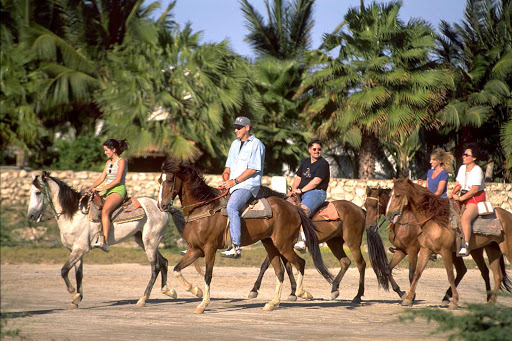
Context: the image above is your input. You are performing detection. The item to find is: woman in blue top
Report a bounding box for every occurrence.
[426,148,454,198]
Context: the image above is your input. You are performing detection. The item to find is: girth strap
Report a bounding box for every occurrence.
[185,206,223,223]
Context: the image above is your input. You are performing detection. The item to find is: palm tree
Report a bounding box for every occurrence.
[240,0,315,60]
[436,0,512,180]
[300,1,452,178]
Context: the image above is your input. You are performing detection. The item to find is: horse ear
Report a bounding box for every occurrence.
[41,170,50,180]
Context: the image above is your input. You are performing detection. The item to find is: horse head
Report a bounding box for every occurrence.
[158,159,183,212]
[386,178,411,224]
[27,174,46,222]
[364,186,391,232]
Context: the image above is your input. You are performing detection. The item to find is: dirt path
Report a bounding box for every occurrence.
[2,264,511,340]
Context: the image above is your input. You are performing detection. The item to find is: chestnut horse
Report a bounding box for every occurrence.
[386,178,512,308]
[248,198,369,303]
[365,187,495,304]
[158,159,333,313]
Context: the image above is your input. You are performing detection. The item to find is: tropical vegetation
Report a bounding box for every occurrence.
[1,0,511,181]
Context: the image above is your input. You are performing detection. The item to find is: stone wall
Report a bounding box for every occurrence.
[2,169,511,211]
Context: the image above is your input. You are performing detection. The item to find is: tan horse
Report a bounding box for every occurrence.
[385,178,512,309]
[365,187,496,304]
[249,199,368,303]
[158,159,333,314]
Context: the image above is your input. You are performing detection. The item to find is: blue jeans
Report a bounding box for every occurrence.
[301,189,327,214]
[227,189,253,246]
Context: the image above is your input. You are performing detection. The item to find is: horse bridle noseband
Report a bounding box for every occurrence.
[366,196,387,230]
[34,179,62,220]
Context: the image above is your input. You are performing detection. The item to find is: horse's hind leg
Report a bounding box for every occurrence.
[248,256,270,299]
[174,248,204,298]
[282,255,298,301]
[61,250,86,309]
[326,237,351,301]
[261,239,285,311]
[484,244,504,304]
[157,251,177,298]
[73,259,84,306]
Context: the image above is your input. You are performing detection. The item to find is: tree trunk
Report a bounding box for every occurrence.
[359,132,378,179]
[15,146,27,167]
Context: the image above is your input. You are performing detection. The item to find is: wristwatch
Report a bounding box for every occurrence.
[234,179,240,185]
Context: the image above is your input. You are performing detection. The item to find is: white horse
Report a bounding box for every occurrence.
[26,171,177,309]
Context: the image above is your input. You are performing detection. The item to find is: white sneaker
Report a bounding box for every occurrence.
[294,240,306,253]
[459,243,469,257]
[92,236,108,252]
[181,250,187,255]
[220,245,241,259]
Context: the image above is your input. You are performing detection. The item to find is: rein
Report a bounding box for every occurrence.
[366,196,387,230]
[79,190,94,215]
[180,188,229,211]
[41,181,62,219]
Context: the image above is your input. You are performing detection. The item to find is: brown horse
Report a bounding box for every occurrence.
[365,187,494,304]
[158,159,333,313]
[386,178,512,309]
[248,198,368,303]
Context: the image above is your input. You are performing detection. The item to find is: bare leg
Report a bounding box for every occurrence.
[461,203,478,245]
[101,193,123,245]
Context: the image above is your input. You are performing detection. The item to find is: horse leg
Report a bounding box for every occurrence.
[174,248,204,298]
[61,249,86,309]
[440,253,467,307]
[387,250,407,299]
[402,247,432,307]
[438,248,459,310]
[72,259,84,306]
[194,246,216,314]
[325,238,349,301]
[469,248,491,301]
[248,256,270,299]
[157,251,177,299]
[261,239,285,311]
[281,255,298,301]
[277,245,312,301]
[484,245,503,304]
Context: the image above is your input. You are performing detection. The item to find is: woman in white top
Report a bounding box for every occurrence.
[89,139,129,251]
[448,143,486,256]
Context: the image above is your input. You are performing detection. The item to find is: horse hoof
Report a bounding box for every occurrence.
[194,306,205,314]
[287,295,297,301]
[136,299,146,307]
[440,300,450,308]
[72,293,82,305]
[67,303,78,310]
[299,291,313,300]
[192,287,203,298]
[248,291,258,299]
[263,303,275,311]
[351,297,362,304]
[68,287,76,294]
[399,292,406,299]
[401,299,413,307]
[331,291,340,300]
[448,302,458,310]
[163,289,177,299]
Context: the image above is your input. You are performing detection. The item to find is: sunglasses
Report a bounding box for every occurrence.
[108,163,114,174]
[463,153,473,157]
[234,126,244,131]
[311,148,322,152]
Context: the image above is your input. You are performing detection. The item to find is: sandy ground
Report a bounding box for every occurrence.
[1,263,511,340]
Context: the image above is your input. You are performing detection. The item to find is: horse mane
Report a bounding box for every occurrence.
[258,186,287,199]
[396,179,450,226]
[44,176,81,219]
[162,159,218,202]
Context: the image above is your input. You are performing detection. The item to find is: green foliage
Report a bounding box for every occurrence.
[0,313,21,338]
[50,134,104,171]
[401,301,512,341]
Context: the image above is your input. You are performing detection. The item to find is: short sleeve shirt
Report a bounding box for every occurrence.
[296,157,330,191]
[455,165,485,191]
[426,168,449,198]
[225,135,265,197]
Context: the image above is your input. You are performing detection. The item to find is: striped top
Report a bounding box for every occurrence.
[105,158,128,186]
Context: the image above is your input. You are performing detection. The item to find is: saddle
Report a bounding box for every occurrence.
[220,197,273,219]
[450,201,504,255]
[88,195,146,224]
[288,193,340,221]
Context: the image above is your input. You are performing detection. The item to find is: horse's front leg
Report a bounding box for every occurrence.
[174,248,203,299]
[439,248,458,309]
[441,252,467,306]
[194,246,216,314]
[402,247,431,307]
[61,249,86,309]
[387,249,407,299]
[73,259,84,306]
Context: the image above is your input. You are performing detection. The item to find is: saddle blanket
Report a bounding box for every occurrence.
[312,202,340,221]
[450,209,503,237]
[221,198,272,219]
[89,198,146,224]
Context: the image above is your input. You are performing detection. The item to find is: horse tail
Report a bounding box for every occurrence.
[298,208,334,284]
[499,255,512,293]
[366,224,390,291]
[170,210,186,237]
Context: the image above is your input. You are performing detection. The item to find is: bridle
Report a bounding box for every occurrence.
[366,196,387,231]
[386,191,433,227]
[34,179,62,221]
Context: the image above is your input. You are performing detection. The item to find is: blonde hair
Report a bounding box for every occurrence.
[431,148,454,174]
